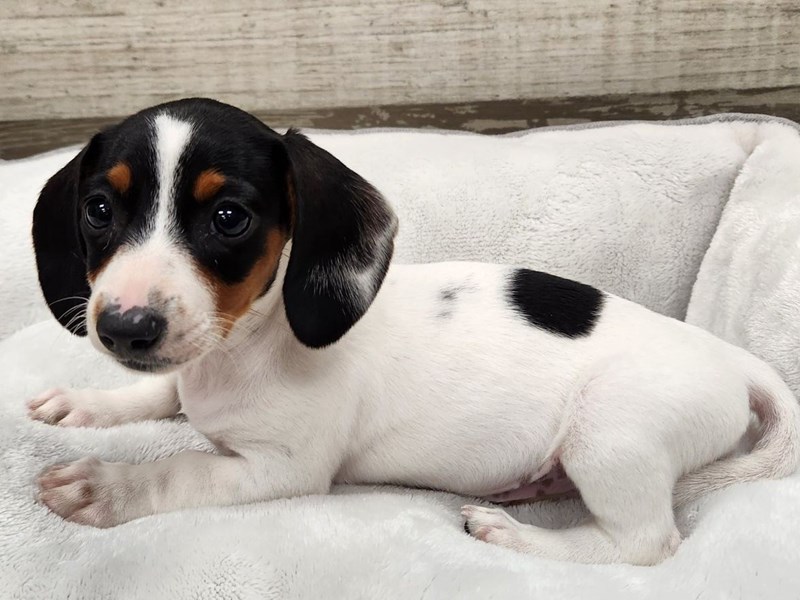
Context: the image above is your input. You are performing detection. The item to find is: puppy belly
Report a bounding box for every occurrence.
[482,461,578,503]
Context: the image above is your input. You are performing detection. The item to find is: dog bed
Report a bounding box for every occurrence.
[1,115,799,598]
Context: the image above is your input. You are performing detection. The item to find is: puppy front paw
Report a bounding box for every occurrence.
[37,457,141,528]
[28,388,111,427]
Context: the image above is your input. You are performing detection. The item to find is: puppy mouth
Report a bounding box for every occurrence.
[116,326,219,372]
[117,356,178,374]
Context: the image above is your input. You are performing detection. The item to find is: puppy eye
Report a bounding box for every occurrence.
[213,204,251,237]
[84,196,113,230]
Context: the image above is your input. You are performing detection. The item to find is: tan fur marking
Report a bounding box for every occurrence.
[106,162,131,194]
[193,169,226,202]
[200,229,287,335]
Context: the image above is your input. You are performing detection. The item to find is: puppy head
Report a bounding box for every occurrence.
[32,98,397,373]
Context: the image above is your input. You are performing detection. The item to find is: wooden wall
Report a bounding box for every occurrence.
[1,1,799,157]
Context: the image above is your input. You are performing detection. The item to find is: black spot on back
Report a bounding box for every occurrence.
[440,287,460,302]
[436,283,473,320]
[506,268,604,338]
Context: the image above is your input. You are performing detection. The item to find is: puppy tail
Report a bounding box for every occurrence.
[674,358,800,507]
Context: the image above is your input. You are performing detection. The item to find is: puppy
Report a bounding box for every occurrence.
[28,98,800,565]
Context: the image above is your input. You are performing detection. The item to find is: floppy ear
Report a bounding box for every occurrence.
[282,129,398,348]
[31,140,99,336]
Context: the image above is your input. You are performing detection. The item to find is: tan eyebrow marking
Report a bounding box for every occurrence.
[106,162,132,194]
[193,169,226,202]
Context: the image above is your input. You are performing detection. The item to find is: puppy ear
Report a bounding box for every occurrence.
[282,129,398,348]
[32,138,100,336]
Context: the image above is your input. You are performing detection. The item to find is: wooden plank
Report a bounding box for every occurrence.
[1,1,798,121]
[2,86,798,159]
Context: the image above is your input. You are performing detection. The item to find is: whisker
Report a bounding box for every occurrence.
[65,308,87,319]
[248,308,268,319]
[209,313,259,338]
[189,331,239,366]
[204,329,245,362]
[48,296,89,307]
[64,310,88,331]
[58,302,89,319]
[179,309,273,370]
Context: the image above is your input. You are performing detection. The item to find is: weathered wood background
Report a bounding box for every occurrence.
[2,0,799,158]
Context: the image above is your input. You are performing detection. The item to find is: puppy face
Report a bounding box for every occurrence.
[33,98,397,373]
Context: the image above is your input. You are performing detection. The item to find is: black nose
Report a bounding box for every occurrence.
[96,307,166,356]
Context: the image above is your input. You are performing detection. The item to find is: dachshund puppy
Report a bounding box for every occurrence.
[28,98,800,565]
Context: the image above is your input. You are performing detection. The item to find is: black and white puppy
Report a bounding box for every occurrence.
[28,98,800,565]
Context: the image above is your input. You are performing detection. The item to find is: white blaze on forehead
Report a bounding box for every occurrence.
[150,113,193,241]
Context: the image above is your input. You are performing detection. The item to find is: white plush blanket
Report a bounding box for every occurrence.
[2,116,800,599]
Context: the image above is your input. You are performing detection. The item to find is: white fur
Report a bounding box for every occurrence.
[150,114,193,243]
[32,259,800,565]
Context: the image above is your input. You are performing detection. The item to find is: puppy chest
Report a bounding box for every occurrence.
[176,368,248,432]
[176,366,338,457]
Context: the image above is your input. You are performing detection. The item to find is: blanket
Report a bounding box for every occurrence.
[1,115,799,599]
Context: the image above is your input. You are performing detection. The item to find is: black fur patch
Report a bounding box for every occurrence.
[32,147,93,335]
[506,268,604,338]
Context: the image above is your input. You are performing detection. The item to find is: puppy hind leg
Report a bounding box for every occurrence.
[463,446,679,565]
[462,503,623,563]
[552,368,683,564]
[559,442,681,565]
[465,377,683,564]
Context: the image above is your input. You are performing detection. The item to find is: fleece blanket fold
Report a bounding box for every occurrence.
[687,123,800,396]
[1,115,799,599]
